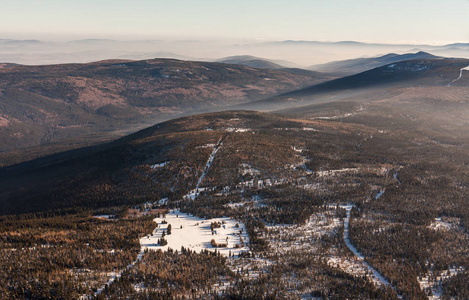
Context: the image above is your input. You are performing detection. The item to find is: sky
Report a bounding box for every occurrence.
[1,0,469,44]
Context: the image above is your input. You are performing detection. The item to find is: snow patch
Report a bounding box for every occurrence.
[418,266,465,299]
[140,210,250,257]
[93,215,115,220]
[428,217,460,231]
[225,127,251,132]
[292,146,304,153]
[239,163,260,176]
[316,168,359,177]
[197,143,216,148]
[149,161,169,169]
[313,113,353,120]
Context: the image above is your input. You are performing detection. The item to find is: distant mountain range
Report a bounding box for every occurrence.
[266,40,469,48]
[308,51,440,75]
[1,38,468,66]
[215,55,300,69]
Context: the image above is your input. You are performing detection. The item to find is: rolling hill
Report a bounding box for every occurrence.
[215,55,303,69]
[0,58,332,165]
[237,57,469,111]
[308,51,440,75]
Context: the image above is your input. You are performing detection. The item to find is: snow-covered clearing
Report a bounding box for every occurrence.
[447,65,469,86]
[239,163,260,176]
[428,217,460,231]
[311,107,365,121]
[328,256,384,285]
[196,143,217,148]
[418,266,465,300]
[149,161,169,169]
[292,146,304,153]
[93,215,115,220]
[267,211,340,254]
[316,167,359,177]
[140,210,249,257]
[302,127,318,131]
[224,127,251,132]
[274,127,318,132]
[313,113,354,120]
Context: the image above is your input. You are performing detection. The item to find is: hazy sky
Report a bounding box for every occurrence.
[1,0,468,44]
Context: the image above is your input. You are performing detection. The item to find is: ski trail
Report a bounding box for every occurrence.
[196,138,223,189]
[91,251,145,297]
[447,65,469,86]
[394,171,402,185]
[331,204,403,298]
[184,137,224,201]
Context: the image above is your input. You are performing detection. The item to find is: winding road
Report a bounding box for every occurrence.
[337,204,403,298]
[447,65,469,86]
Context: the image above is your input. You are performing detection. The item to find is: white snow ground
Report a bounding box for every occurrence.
[149,161,169,169]
[140,210,250,257]
[428,216,461,231]
[418,266,465,300]
[316,168,359,177]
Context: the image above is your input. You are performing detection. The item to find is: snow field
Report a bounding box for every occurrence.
[239,163,260,176]
[224,127,251,132]
[428,216,460,231]
[266,211,340,254]
[140,210,250,257]
[418,266,465,300]
[149,161,169,169]
[92,215,115,220]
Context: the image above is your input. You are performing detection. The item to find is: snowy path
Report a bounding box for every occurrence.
[185,137,224,200]
[447,65,469,86]
[334,205,403,298]
[196,138,223,189]
[92,251,145,297]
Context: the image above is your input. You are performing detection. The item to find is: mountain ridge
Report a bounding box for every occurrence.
[308,51,440,75]
[0,58,332,164]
